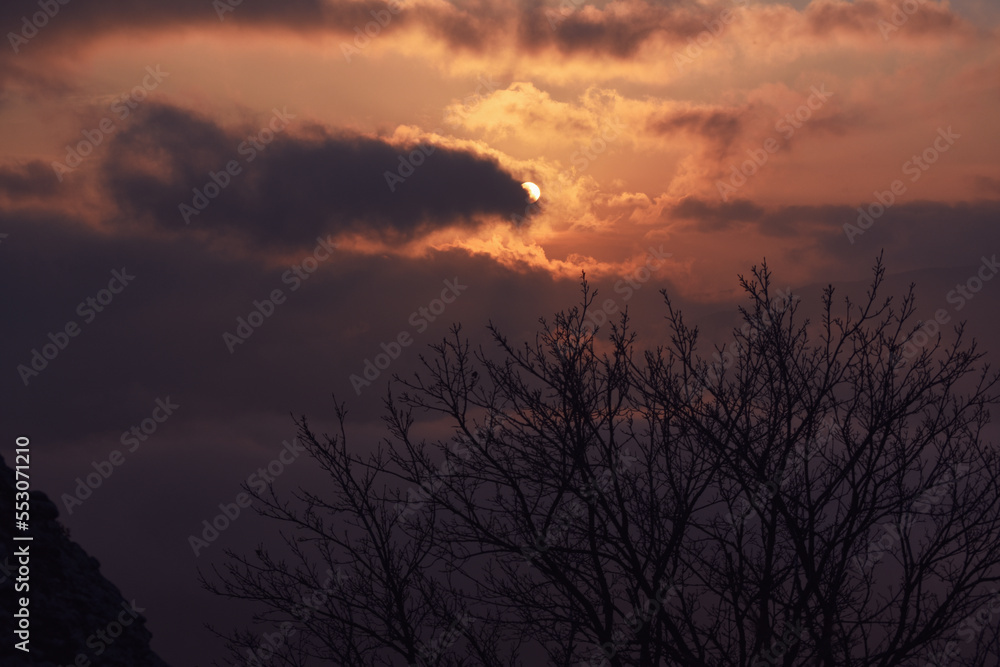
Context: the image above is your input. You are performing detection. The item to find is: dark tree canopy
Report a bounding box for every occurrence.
[206,258,1000,667]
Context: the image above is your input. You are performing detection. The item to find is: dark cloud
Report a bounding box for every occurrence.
[418,0,509,51]
[98,103,528,248]
[0,210,542,431]
[802,110,866,137]
[786,201,1000,258]
[0,160,59,199]
[745,200,1000,277]
[0,0,970,80]
[974,176,1000,196]
[669,197,764,230]
[0,0,413,100]
[0,57,75,105]
[0,0,328,34]
[519,0,709,57]
[649,104,862,164]
[648,106,751,158]
[827,199,1000,262]
[0,206,577,666]
[757,203,855,238]
[806,0,882,34]
[0,0,717,66]
[806,0,962,37]
[666,199,1000,267]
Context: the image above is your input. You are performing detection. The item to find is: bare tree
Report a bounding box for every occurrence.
[205,257,1000,667]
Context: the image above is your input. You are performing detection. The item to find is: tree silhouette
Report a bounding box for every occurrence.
[205,258,1000,667]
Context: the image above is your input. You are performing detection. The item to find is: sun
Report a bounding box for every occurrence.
[521,181,541,203]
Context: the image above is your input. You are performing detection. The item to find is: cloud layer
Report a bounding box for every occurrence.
[85,104,530,247]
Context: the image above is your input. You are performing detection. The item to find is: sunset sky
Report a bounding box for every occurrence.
[2,0,999,663]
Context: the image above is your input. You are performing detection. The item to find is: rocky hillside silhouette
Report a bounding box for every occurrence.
[0,455,169,667]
